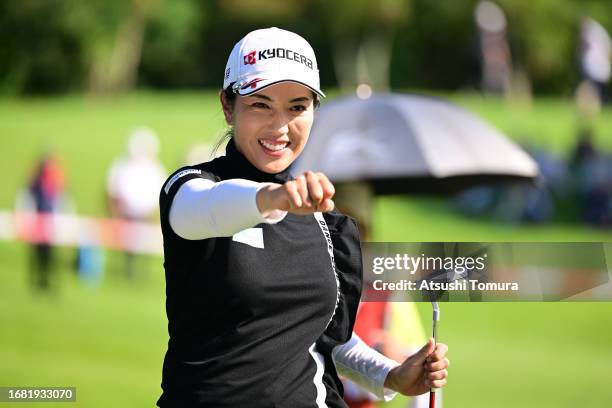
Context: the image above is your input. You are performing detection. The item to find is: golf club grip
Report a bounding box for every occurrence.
[429,390,435,408]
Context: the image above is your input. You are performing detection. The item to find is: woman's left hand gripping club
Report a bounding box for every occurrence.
[384,338,450,396]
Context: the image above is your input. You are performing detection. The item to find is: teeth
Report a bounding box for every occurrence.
[259,140,288,151]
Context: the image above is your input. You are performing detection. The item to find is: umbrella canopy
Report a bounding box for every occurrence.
[291,93,539,194]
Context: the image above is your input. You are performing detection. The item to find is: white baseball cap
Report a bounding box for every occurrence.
[223,27,325,98]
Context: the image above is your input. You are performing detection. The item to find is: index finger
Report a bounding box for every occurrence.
[305,171,324,206]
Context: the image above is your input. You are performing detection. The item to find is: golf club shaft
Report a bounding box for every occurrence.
[429,320,436,408]
[429,302,439,408]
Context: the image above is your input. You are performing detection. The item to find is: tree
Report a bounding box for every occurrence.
[316,0,412,92]
[62,0,160,94]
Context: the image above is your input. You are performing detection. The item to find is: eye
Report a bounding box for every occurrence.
[252,102,269,109]
[290,105,307,112]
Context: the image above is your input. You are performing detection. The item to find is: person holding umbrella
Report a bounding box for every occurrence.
[156,27,449,407]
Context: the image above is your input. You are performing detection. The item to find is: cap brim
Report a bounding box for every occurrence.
[237,77,325,98]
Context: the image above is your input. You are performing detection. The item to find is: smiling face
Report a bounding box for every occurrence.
[220,82,316,174]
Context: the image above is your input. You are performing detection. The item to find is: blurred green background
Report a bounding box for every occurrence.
[2,0,612,407]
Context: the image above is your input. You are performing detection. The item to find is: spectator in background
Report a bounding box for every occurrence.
[569,128,612,226]
[25,152,68,292]
[106,127,166,279]
[579,17,611,104]
[453,144,565,225]
[474,1,512,95]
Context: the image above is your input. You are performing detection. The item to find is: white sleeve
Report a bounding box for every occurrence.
[332,332,400,402]
[169,178,287,240]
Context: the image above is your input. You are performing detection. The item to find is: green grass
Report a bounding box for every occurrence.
[445,93,612,155]
[1,91,612,407]
[411,301,612,408]
[2,240,612,408]
[375,196,612,242]
[0,242,167,408]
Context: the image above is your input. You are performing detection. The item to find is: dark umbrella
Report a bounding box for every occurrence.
[292,93,539,194]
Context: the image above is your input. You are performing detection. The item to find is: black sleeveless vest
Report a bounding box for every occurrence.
[157,139,362,407]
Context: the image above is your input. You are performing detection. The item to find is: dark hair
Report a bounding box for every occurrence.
[211,83,321,157]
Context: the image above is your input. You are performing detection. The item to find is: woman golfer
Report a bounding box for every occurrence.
[156,27,449,408]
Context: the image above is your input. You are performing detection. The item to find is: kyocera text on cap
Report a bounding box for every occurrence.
[223,27,325,98]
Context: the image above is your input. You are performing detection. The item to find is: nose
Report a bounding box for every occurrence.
[269,110,290,137]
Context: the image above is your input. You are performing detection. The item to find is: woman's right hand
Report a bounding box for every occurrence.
[256,171,335,216]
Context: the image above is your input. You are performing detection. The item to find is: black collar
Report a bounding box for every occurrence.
[224,138,293,184]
